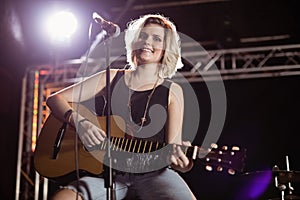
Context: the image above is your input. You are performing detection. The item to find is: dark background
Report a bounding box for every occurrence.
[1,0,300,199]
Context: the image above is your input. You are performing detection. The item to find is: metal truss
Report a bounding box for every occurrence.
[15,43,300,199]
[177,43,300,82]
[16,70,43,200]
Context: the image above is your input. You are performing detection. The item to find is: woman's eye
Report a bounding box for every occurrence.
[139,32,148,40]
[153,36,162,42]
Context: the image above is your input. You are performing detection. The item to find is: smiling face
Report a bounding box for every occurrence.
[133,23,165,66]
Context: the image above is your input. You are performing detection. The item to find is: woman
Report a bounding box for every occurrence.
[47,13,196,200]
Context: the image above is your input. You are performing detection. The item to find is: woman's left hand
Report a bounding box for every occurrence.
[169,141,194,173]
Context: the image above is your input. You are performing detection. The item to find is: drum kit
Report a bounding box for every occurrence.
[244,156,300,200]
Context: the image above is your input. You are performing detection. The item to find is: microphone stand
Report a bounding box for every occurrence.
[84,19,117,200]
[103,37,116,200]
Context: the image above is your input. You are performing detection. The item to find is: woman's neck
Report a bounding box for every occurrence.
[133,63,160,81]
[127,63,162,91]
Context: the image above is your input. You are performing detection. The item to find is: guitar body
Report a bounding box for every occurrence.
[33,104,126,179]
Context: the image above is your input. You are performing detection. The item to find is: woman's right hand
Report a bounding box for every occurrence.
[77,119,107,148]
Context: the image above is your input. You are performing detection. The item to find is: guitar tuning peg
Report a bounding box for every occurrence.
[221,145,228,151]
[205,165,213,171]
[231,146,240,151]
[217,166,223,172]
[210,143,218,149]
[228,168,236,175]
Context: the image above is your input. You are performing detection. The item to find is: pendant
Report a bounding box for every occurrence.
[127,121,143,136]
[141,117,147,123]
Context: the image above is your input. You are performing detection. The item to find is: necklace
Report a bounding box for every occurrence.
[127,72,160,135]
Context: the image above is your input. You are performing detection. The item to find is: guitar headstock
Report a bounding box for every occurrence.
[197,143,246,175]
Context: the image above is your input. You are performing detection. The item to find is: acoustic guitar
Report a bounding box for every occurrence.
[34,104,246,181]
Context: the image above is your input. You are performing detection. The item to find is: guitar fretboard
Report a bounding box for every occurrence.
[85,136,195,158]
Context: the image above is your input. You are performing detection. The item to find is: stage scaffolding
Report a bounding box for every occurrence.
[15,43,300,199]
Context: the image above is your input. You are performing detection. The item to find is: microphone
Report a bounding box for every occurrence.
[92,12,120,38]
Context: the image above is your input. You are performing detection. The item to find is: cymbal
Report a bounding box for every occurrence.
[242,170,300,184]
[273,170,300,183]
[269,194,300,200]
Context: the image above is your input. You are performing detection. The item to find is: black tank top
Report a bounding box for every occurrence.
[93,70,172,143]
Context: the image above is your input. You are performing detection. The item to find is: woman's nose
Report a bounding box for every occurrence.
[144,36,151,45]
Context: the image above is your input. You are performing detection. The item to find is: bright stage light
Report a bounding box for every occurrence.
[46,11,77,42]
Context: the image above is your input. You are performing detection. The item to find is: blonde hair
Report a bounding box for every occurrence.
[124,14,183,78]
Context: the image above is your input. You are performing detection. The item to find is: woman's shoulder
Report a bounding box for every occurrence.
[163,79,181,89]
[168,80,183,93]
